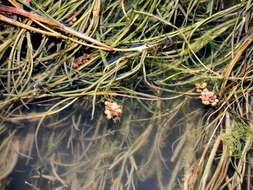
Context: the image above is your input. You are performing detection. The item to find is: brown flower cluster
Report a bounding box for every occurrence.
[72,53,90,69]
[195,82,219,107]
[104,101,123,120]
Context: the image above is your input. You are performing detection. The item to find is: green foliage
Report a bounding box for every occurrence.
[0,0,253,189]
[223,123,253,158]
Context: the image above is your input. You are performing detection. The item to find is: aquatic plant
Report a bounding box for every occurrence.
[0,0,253,189]
[223,121,253,158]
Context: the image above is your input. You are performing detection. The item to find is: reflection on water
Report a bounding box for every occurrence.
[2,97,205,190]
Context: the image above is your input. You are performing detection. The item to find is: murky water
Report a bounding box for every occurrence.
[2,97,205,190]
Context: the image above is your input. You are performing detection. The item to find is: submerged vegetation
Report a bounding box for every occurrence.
[0,0,253,189]
[223,121,253,158]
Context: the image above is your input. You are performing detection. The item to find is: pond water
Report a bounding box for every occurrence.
[2,97,206,190]
[0,0,248,189]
